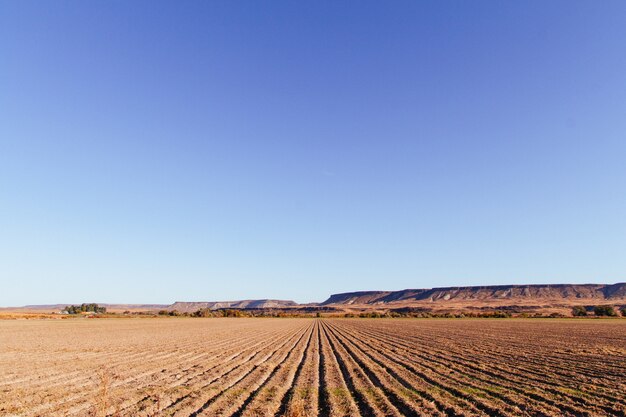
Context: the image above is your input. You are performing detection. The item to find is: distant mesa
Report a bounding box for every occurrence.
[320,283,626,306]
[168,299,298,313]
[3,283,625,315]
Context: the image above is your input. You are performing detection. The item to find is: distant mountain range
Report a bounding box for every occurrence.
[2,303,170,312]
[168,299,298,313]
[321,283,626,306]
[3,283,625,314]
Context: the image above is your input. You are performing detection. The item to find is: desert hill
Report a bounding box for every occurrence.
[321,283,626,308]
[0,303,170,313]
[3,284,625,316]
[168,299,297,313]
[0,300,297,314]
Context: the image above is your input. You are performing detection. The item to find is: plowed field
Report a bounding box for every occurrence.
[1,318,625,416]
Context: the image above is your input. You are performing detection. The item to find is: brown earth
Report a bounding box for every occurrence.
[1,318,625,416]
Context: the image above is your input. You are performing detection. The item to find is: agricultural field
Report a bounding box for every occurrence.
[1,318,625,417]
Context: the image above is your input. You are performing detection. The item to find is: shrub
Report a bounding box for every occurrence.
[221,309,244,317]
[621,307,626,317]
[594,305,617,317]
[359,312,385,318]
[478,311,512,318]
[192,308,214,317]
[571,306,587,317]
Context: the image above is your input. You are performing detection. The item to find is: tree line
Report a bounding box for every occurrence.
[572,305,625,317]
[63,303,107,314]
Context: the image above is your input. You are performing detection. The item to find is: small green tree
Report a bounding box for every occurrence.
[571,306,587,317]
[594,305,617,317]
[63,303,106,314]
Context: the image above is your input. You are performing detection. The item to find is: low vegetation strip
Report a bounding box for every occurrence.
[0,318,625,416]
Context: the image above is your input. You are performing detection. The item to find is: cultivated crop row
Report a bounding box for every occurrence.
[1,318,624,416]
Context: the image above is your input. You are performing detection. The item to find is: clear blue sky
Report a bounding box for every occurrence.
[1,1,625,306]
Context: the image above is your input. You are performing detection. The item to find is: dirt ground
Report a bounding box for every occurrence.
[1,318,625,416]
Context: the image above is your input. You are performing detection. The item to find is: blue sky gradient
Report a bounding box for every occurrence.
[1,1,626,305]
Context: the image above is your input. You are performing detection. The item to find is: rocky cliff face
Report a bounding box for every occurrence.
[321,283,626,306]
[321,291,394,305]
[169,299,297,312]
